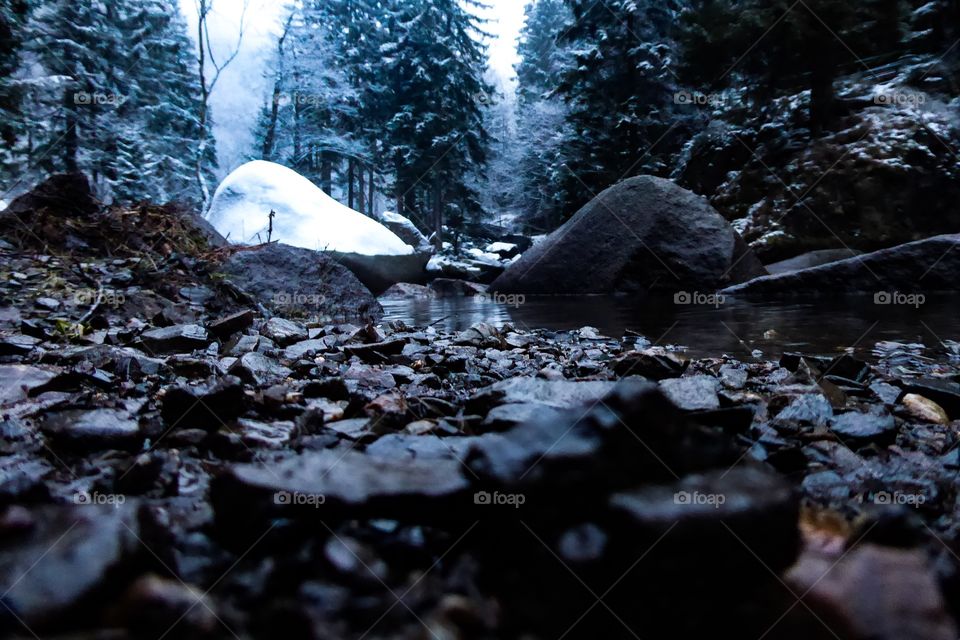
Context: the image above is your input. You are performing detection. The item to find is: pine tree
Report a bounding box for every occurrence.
[21,0,215,204]
[0,0,33,188]
[679,0,905,131]
[380,0,492,246]
[554,0,686,217]
[513,0,573,229]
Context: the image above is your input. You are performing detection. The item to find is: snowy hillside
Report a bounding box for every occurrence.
[206,161,414,257]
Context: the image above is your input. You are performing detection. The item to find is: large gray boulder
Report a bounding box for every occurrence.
[220,243,382,322]
[490,176,765,294]
[723,234,960,295]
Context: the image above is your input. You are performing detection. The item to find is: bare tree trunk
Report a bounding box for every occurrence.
[63,89,78,173]
[433,185,443,251]
[195,0,248,211]
[347,159,355,209]
[320,152,332,195]
[261,12,293,160]
[367,167,375,216]
[357,165,365,215]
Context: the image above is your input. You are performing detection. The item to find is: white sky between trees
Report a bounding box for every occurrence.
[177,0,527,179]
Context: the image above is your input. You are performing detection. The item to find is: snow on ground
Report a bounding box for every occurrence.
[0,199,7,212]
[485,241,517,254]
[206,161,413,256]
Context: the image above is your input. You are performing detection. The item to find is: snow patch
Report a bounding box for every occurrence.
[0,199,7,213]
[485,242,517,254]
[207,161,414,256]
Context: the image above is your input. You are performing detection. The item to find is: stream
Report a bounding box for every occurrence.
[382,293,960,360]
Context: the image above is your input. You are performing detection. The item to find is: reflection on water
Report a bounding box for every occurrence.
[381,294,960,359]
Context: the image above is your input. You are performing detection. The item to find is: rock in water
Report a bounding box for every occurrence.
[220,242,382,322]
[490,176,765,294]
[723,234,960,295]
[765,248,863,275]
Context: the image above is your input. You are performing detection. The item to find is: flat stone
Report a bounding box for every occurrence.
[0,334,41,356]
[0,365,59,405]
[483,403,565,431]
[787,545,956,640]
[773,393,834,428]
[161,376,247,430]
[719,365,748,390]
[260,317,307,346]
[474,376,617,411]
[830,411,897,445]
[212,449,471,524]
[871,381,903,405]
[0,504,139,629]
[283,339,332,360]
[343,338,407,364]
[613,349,688,380]
[140,324,209,354]
[41,409,141,450]
[228,352,292,386]
[608,466,798,575]
[207,309,255,339]
[659,376,721,411]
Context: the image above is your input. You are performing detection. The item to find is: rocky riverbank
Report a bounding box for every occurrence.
[2,179,960,639]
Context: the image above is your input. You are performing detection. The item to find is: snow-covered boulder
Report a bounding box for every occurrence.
[207,161,413,257]
[380,211,432,253]
[207,161,430,293]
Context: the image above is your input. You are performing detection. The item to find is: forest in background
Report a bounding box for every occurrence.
[2,0,960,257]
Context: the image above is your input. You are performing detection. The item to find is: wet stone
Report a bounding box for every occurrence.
[607,466,799,576]
[228,352,292,386]
[140,324,209,354]
[830,411,898,445]
[901,394,950,425]
[0,334,41,356]
[41,408,141,450]
[659,375,720,412]
[212,448,471,525]
[344,338,408,364]
[161,375,246,430]
[260,317,308,346]
[207,309,255,339]
[0,365,59,405]
[613,349,687,380]
[0,504,140,631]
[773,393,834,428]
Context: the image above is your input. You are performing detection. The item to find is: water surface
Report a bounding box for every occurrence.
[382,294,960,360]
